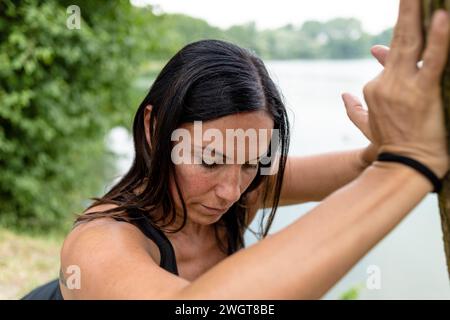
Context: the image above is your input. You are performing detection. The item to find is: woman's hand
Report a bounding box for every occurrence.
[342,1,449,178]
[361,1,450,178]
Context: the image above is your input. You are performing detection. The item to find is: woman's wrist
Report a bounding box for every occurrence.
[376,152,444,193]
[377,145,449,180]
[369,160,436,194]
[358,143,449,182]
[356,143,379,171]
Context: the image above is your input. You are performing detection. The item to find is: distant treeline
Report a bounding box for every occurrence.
[147,10,393,60]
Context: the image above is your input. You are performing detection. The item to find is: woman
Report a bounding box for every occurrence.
[23,1,449,299]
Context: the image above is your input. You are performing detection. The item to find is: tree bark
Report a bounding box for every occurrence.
[422,0,450,279]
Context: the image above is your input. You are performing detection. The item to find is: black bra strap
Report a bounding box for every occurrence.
[118,208,179,276]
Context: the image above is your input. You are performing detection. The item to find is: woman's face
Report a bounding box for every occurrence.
[169,110,274,225]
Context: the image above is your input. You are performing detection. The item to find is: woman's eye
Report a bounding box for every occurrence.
[201,159,219,169]
[200,160,258,170]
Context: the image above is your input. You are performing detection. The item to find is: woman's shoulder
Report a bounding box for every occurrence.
[65,204,150,247]
[60,204,161,298]
[64,203,161,258]
[58,204,190,299]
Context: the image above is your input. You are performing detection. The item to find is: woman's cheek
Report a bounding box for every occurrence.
[185,166,216,189]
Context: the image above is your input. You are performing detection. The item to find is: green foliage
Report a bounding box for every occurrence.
[152,14,390,60]
[0,0,149,233]
[321,18,370,59]
[150,13,226,59]
[371,28,394,47]
[222,18,391,60]
[339,284,363,300]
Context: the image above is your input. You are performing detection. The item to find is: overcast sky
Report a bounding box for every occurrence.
[132,0,400,34]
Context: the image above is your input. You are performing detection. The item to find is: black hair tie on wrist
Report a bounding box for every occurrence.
[377,152,443,193]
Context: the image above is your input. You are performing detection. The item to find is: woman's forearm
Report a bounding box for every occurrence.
[174,161,433,299]
[280,148,368,205]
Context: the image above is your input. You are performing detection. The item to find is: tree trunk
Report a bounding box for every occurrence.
[422,0,450,279]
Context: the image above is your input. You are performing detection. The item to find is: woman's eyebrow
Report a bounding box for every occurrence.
[193,145,262,163]
[193,145,230,162]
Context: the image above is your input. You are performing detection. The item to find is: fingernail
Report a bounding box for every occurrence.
[371,45,381,52]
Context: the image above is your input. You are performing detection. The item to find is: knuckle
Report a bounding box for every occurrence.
[372,78,406,105]
[363,80,378,99]
[362,84,371,98]
[376,85,395,103]
[391,32,421,51]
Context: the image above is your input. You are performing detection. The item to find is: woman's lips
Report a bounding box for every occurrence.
[201,204,228,214]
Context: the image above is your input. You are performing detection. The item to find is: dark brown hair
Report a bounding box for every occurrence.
[74,39,290,255]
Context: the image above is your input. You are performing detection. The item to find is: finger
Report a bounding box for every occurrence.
[387,0,422,72]
[342,93,365,111]
[371,45,390,67]
[341,93,372,140]
[419,10,450,87]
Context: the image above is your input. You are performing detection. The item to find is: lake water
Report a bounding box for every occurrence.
[109,59,450,299]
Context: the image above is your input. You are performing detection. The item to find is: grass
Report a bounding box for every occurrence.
[0,227,64,299]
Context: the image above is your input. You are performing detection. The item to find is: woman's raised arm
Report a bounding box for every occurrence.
[279,149,367,205]
[174,161,434,299]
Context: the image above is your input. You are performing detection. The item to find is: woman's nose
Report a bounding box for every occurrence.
[215,167,242,203]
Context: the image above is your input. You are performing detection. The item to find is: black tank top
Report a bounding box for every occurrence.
[118,208,179,275]
[21,208,178,300]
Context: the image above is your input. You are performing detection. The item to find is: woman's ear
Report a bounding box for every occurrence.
[144,104,153,147]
